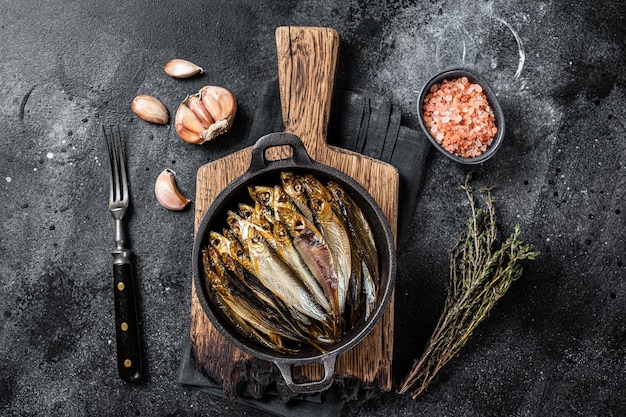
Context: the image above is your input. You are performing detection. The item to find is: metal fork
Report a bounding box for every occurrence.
[103,125,143,383]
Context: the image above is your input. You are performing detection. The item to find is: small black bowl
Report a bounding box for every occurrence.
[417,68,505,164]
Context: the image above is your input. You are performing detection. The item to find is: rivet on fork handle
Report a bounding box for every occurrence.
[103,126,143,383]
[112,250,142,382]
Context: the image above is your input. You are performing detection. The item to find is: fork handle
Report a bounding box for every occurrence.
[112,256,143,382]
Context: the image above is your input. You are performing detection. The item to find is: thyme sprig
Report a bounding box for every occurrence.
[397,174,539,398]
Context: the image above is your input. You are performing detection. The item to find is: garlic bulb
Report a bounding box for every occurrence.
[155,169,190,210]
[131,95,169,125]
[175,86,236,144]
[164,59,204,79]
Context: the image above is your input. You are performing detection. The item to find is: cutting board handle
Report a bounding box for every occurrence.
[275,26,340,160]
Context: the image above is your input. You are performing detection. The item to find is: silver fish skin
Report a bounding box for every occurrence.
[326,181,379,281]
[247,227,329,323]
[276,206,340,325]
[273,220,332,314]
[361,259,377,321]
[309,192,352,314]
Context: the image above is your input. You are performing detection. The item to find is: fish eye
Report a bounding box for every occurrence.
[236,249,244,257]
[295,220,304,231]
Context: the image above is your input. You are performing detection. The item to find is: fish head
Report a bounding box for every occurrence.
[222,228,246,258]
[281,172,305,198]
[237,203,255,220]
[207,246,221,268]
[326,181,345,199]
[254,186,273,206]
[273,185,290,204]
[309,192,332,221]
[280,171,295,189]
[226,211,248,241]
[302,174,332,201]
[277,207,308,237]
[273,220,290,244]
[246,226,267,256]
[209,231,230,256]
[252,201,273,231]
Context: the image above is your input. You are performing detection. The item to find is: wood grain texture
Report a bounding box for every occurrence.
[189,26,399,399]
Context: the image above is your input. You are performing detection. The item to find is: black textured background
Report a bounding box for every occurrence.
[1,1,625,416]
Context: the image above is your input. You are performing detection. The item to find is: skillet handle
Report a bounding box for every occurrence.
[274,355,337,394]
[249,132,313,172]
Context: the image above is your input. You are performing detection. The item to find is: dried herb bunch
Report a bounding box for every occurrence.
[397,174,539,398]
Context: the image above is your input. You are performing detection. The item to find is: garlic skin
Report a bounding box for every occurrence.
[164,59,204,79]
[175,86,237,144]
[155,169,191,211]
[131,95,169,125]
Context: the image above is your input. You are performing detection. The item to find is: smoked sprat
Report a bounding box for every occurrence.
[201,172,380,353]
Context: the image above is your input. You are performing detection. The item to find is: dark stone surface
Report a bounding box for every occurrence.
[1,1,624,416]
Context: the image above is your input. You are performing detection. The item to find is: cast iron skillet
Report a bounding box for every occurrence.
[192,132,396,394]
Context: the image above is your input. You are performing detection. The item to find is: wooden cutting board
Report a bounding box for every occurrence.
[189,26,399,399]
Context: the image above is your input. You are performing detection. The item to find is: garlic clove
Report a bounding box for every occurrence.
[176,124,203,144]
[155,169,191,211]
[164,59,204,79]
[175,101,205,133]
[185,94,214,129]
[200,86,236,122]
[131,95,169,125]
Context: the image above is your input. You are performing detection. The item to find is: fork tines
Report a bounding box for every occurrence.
[103,125,129,208]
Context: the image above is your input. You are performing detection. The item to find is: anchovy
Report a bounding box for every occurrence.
[273,220,331,314]
[247,227,329,324]
[309,191,352,314]
[212,230,280,309]
[326,181,379,281]
[277,207,341,329]
[204,247,303,350]
[203,249,287,352]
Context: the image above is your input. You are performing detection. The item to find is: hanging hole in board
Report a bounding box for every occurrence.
[264,145,293,161]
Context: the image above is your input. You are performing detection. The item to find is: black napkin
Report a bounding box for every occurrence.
[177,80,430,416]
